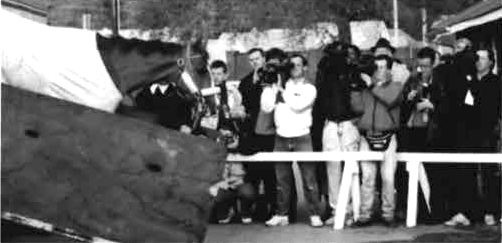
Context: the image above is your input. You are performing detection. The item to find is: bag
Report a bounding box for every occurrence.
[364,131,394,151]
[364,96,396,151]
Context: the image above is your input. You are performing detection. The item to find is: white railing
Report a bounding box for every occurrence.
[227,152,502,230]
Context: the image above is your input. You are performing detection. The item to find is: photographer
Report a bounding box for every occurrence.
[261,54,324,227]
[238,48,278,222]
[399,47,446,223]
[313,41,366,226]
[205,60,256,224]
[353,55,404,227]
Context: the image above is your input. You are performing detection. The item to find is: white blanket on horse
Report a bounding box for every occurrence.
[1,9,122,112]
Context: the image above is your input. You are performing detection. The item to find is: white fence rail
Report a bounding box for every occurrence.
[227,152,502,230]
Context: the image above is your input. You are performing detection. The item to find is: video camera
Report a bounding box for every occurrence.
[257,61,293,86]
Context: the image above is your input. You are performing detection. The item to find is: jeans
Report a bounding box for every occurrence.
[322,120,360,216]
[359,134,398,221]
[214,183,256,219]
[274,134,323,216]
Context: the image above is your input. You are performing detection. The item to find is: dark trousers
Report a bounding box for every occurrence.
[480,164,501,217]
[214,183,255,219]
[445,113,498,221]
[477,136,501,219]
[396,127,435,222]
[244,134,278,220]
[274,134,323,216]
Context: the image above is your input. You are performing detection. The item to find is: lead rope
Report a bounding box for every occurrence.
[2,212,118,243]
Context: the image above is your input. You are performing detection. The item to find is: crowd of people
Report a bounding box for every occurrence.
[137,36,501,228]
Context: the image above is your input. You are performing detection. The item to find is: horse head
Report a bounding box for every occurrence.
[98,34,211,129]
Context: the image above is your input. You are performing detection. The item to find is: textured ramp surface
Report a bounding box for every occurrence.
[1,84,226,243]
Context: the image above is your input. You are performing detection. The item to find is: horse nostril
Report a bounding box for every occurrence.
[146,162,163,173]
[25,129,40,138]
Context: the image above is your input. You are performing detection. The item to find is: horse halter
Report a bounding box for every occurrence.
[177,43,209,131]
[176,43,205,94]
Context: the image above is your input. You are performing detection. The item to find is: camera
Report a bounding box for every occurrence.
[257,62,293,86]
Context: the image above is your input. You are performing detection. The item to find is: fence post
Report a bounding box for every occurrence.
[406,159,420,227]
[334,159,357,230]
[351,169,360,221]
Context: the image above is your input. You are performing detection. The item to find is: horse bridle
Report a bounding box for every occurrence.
[176,44,208,131]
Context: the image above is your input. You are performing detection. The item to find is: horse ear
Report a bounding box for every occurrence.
[193,37,207,50]
[190,28,208,50]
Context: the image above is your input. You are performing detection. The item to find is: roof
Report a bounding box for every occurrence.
[434,0,502,32]
[1,0,50,16]
[349,21,419,50]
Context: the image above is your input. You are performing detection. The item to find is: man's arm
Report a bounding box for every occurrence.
[371,81,404,108]
[283,83,317,112]
[481,77,502,130]
[238,74,252,114]
[400,79,416,124]
[392,62,410,84]
[260,85,278,113]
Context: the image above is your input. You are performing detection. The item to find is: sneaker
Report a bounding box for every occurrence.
[352,218,372,228]
[444,213,471,226]
[484,214,496,226]
[217,208,235,224]
[324,216,354,227]
[265,215,289,226]
[324,216,335,225]
[310,215,323,227]
[382,218,399,228]
[241,217,253,224]
[344,217,355,227]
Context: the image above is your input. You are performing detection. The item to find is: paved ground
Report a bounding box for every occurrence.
[205,223,501,243]
[3,218,500,243]
[204,163,502,243]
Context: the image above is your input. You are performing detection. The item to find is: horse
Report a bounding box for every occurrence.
[1,9,210,121]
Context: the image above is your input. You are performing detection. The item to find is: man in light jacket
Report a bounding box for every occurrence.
[261,54,324,227]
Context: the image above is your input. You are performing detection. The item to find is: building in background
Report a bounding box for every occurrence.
[432,0,501,73]
[350,20,420,68]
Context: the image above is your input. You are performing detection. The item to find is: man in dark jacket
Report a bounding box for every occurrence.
[238,48,277,222]
[135,81,194,133]
[444,48,501,226]
[399,47,448,223]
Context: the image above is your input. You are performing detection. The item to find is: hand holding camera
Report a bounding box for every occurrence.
[416,98,434,111]
[408,90,418,101]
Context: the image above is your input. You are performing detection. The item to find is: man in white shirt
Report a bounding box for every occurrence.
[261,54,324,227]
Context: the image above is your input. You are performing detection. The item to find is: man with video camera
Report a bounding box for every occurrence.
[261,53,324,227]
[238,48,290,222]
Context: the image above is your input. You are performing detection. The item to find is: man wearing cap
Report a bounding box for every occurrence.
[353,55,404,227]
[371,38,410,84]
